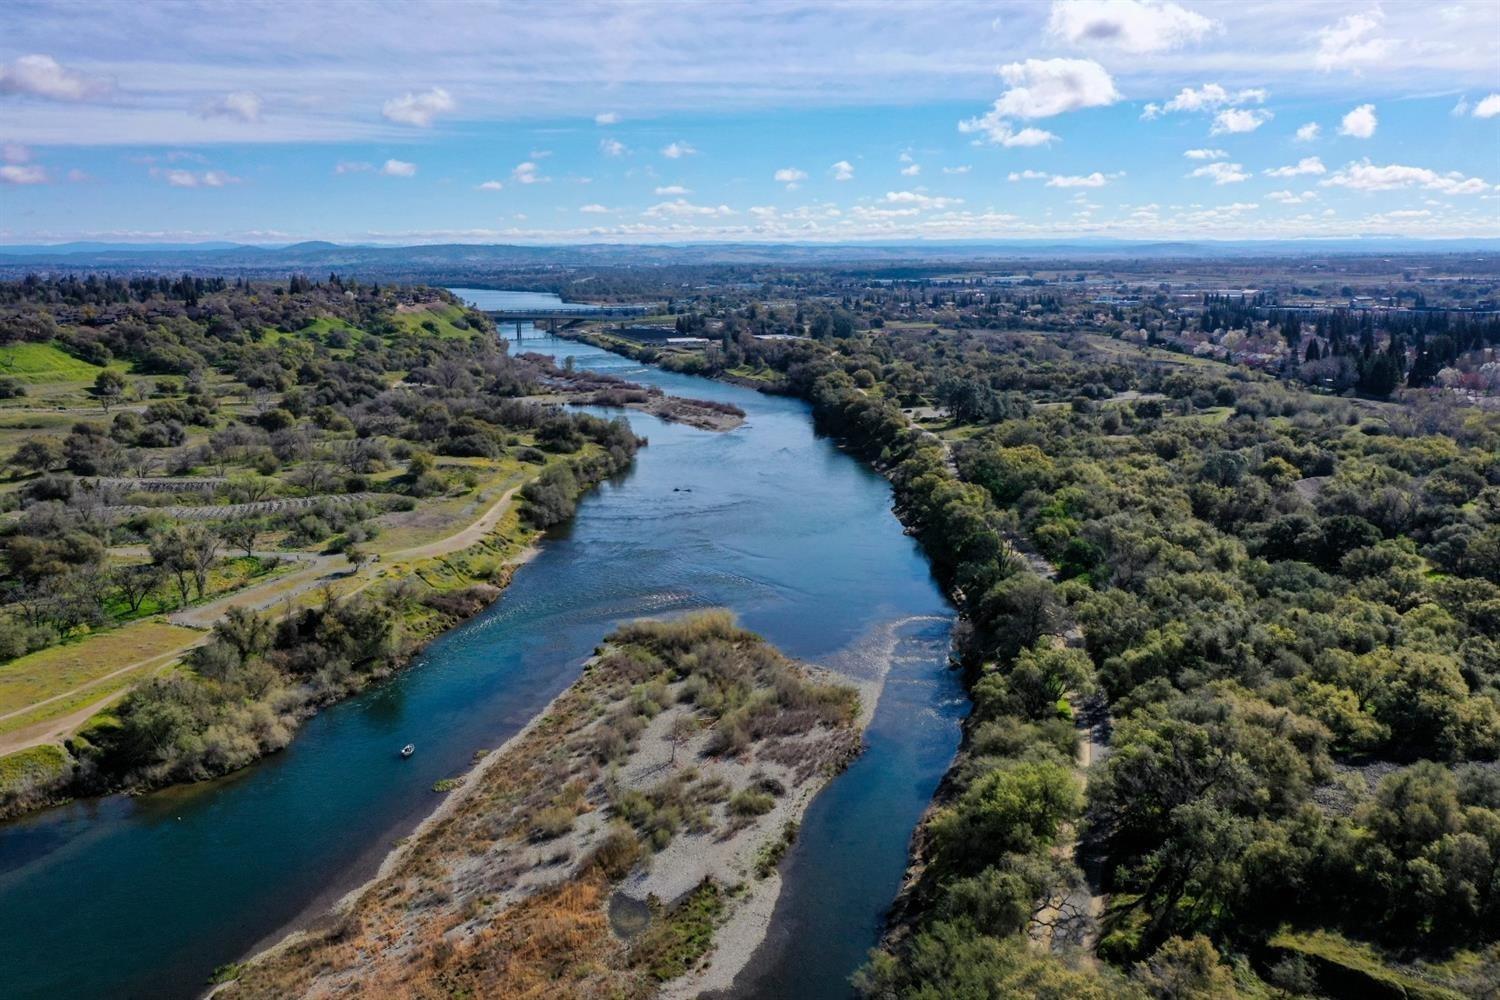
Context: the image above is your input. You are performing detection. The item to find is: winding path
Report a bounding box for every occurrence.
[1,481,531,758]
[919,411,1112,959]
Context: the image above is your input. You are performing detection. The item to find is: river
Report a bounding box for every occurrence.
[0,291,964,999]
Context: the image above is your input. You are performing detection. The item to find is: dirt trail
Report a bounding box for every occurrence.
[3,482,531,758]
[381,484,523,562]
[0,649,186,756]
[925,420,1112,958]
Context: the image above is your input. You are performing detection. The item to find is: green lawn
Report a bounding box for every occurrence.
[0,343,106,383]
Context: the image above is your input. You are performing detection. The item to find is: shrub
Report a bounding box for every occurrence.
[728,788,775,817]
[589,823,643,879]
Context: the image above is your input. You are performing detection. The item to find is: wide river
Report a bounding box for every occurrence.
[0,290,964,999]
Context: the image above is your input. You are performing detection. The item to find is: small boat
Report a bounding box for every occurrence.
[400,744,415,758]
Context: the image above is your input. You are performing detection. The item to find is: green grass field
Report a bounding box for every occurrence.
[391,304,478,340]
[0,343,106,383]
[0,620,198,717]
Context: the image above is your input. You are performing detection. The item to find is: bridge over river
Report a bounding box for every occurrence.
[484,305,654,337]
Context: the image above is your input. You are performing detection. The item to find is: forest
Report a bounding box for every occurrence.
[603,296,1500,998]
[0,276,640,814]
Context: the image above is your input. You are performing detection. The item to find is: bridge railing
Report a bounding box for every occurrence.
[484,306,655,318]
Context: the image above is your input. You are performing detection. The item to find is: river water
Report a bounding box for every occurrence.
[0,292,964,999]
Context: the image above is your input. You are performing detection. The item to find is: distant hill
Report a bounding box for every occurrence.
[3,237,1498,277]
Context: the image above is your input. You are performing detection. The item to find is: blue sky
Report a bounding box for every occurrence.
[2,0,1499,244]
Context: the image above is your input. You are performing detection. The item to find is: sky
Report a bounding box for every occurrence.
[2,0,1499,245]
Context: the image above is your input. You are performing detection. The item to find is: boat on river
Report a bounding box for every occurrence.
[400,744,415,758]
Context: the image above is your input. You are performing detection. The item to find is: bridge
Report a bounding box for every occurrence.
[484,306,656,338]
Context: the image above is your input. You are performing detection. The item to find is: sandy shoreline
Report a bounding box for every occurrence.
[209,648,575,995]
[656,615,942,997]
[209,614,865,997]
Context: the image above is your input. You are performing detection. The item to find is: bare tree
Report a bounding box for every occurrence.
[187,527,220,598]
[126,448,160,479]
[668,713,697,765]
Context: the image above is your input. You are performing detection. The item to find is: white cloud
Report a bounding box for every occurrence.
[661,141,697,158]
[1267,189,1317,204]
[1472,94,1500,118]
[1339,103,1377,138]
[942,165,972,174]
[900,163,920,176]
[476,179,503,191]
[1007,170,1117,188]
[1211,108,1272,134]
[0,54,110,101]
[654,184,690,195]
[0,163,48,185]
[884,190,964,208]
[1047,0,1217,53]
[1183,148,1226,159]
[381,87,455,127]
[201,90,262,123]
[643,198,735,217]
[830,160,855,181]
[1151,82,1266,115]
[1189,161,1250,184]
[599,137,627,156]
[579,203,610,213]
[958,118,1060,146]
[1,143,31,164]
[774,166,808,189]
[334,160,373,174]
[1295,122,1322,142]
[381,158,417,177]
[512,160,545,183]
[959,57,1116,149]
[1047,171,1111,188]
[1315,10,1392,71]
[990,58,1120,118]
[1264,156,1326,178]
[1321,159,1490,195]
[1452,96,1472,116]
[153,167,242,187]
[594,112,620,125]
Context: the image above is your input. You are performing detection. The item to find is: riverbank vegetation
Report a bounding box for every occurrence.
[577,289,1500,997]
[216,611,860,998]
[0,275,643,817]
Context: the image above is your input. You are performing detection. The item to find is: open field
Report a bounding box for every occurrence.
[0,342,109,383]
[0,621,200,743]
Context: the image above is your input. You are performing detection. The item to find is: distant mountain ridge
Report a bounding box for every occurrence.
[3,237,1498,275]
